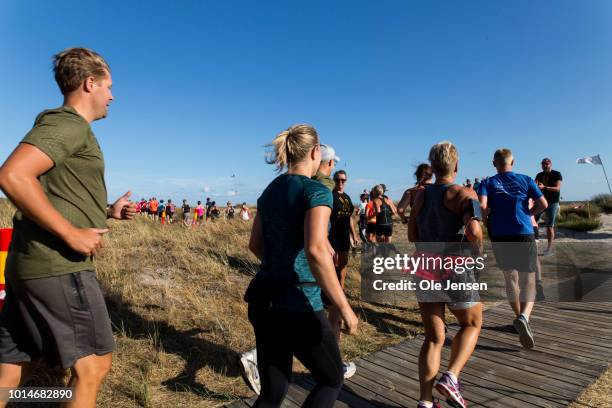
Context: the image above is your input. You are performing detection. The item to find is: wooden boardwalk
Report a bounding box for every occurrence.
[228,300,612,407]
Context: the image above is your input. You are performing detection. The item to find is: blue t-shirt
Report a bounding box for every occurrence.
[478,172,542,236]
[256,173,333,312]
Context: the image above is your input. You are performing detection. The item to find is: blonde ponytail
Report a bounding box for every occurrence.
[266,124,319,172]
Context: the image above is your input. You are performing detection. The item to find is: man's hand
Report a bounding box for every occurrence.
[108,191,137,220]
[64,228,108,257]
[537,182,545,190]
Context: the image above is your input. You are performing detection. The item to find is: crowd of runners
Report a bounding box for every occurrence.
[135,197,252,225]
[0,47,564,408]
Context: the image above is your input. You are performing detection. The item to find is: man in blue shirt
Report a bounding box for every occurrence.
[478,148,547,349]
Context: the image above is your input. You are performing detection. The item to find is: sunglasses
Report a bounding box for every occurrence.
[334,178,347,183]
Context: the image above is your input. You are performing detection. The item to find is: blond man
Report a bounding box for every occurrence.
[477,148,547,349]
[0,48,135,408]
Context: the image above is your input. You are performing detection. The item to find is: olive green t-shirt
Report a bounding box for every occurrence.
[312,171,334,191]
[6,106,108,280]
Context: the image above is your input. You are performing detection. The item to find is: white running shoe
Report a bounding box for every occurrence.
[238,348,261,395]
[542,249,553,257]
[342,361,356,379]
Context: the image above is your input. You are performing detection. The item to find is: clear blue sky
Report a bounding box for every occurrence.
[1,0,611,204]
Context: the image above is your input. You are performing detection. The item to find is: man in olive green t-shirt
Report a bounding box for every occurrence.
[0,48,136,408]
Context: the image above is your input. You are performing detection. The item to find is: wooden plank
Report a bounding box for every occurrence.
[362,350,553,408]
[380,346,564,408]
[442,329,593,387]
[489,305,612,334]
[474,325,610,364]
[392,341,579,403]
[482,310,612,349]
[502,302,612,326]
[296,376,377,408]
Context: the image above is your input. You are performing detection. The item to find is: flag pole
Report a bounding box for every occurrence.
[599,156,612,195]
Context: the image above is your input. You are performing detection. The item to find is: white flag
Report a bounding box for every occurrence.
[577,155,602,165]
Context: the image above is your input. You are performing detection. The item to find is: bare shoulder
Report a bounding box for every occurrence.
[445,184,476,213]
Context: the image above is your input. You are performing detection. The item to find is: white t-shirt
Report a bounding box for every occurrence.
[358,201,367,216]
[240,208,250,220]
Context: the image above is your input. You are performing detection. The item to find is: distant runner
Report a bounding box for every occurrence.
[535,158,562,256]
[397,163,433,225]
[478,148,548,349]
[373,185,397,243]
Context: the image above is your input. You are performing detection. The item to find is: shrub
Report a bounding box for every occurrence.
[560,203,601,219]
[557,213,602,231]
[592,194,612,214]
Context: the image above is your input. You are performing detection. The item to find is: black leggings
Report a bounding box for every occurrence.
[248,305,343,408]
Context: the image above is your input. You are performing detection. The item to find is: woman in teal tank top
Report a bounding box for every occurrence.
[244,124,358,408]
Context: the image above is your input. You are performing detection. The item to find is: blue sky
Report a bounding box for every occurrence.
[1,0,611,203]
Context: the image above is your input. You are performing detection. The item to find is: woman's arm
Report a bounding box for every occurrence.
[396,190,411,223]
[386,197,398,215]
[408,190,424,242]
[248,213,264,260]
[305,206,358,334]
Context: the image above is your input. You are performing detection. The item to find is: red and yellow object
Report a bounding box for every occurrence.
[0,229,12,309]
[161,210,166,225]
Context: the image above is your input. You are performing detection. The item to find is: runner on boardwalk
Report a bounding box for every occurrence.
[535,158,562,256]
[244,124,358,408]
[325,169,358,379]
[478,148,548,349]
[0,47,135,408]
[408,141,484,408]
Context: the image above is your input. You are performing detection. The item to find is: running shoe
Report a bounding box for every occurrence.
[343,361,357,379]
[536,281,546,301]
[434,372,466,408]
[513,315,535,349]
[542,249,553,257]
[238,348,261,395]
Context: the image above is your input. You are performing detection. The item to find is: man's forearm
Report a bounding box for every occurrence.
[1,174,74,240]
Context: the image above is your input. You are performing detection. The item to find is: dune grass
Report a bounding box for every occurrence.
[558,201,603,232]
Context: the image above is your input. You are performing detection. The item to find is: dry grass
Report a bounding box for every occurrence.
[0,199,423,407]
[570,364,612,408]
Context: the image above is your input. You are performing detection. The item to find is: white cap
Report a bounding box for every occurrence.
[320,144,340,163]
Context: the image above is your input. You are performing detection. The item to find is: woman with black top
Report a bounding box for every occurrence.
[373,184,397,243]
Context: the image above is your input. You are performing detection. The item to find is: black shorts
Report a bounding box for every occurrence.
[491,234,537,272]
[376,224,393,237]
[366,223,376,235]
[0,271,116,369]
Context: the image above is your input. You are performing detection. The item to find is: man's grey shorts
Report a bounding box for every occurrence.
[0,271,115,369]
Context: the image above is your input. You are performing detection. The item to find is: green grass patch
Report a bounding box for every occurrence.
[560,203,601,219]
[557,214,602,231]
